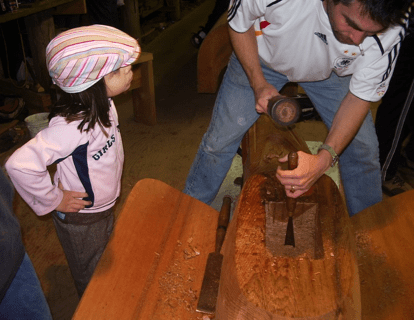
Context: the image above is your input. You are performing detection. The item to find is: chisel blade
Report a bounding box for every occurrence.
[196,252,223,314]
[196,196,231,315]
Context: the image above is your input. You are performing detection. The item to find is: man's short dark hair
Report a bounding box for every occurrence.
[333,0,411,28]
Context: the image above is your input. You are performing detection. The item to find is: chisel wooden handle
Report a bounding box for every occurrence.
[286,151,298,213]
[285,151,298,247]
[215,196,232,254]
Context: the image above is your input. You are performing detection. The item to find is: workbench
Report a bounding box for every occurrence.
[72,178,219,319]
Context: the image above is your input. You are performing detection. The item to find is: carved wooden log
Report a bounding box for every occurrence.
[215,115,361,319]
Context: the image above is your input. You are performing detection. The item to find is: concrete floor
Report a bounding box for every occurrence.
[0,2,411,318]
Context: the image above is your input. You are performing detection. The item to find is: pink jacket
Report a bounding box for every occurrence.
[5,100,124,216]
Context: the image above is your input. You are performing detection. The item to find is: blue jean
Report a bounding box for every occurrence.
[0,253,52,320]
[184,53,382,216]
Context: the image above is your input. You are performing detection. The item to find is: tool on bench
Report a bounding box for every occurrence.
[284,151,298,247]
[196,196,232,315]
[267,95,302,126]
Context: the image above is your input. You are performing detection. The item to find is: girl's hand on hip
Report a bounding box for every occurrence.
[55,181,92,212]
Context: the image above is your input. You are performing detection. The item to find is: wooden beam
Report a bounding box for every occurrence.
[0,78,51,110]
[0,0,76,24]
[53,0,86,15]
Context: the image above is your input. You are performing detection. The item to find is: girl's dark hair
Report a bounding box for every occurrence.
[48,78,111,133]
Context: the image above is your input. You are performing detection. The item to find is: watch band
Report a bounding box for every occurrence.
[318,144,339,167]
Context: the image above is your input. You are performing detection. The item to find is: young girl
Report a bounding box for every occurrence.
[5,24,141,297]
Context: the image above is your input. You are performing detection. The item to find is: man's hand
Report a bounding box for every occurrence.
[254,83,280,114]
[55,181,92,212]
[228,26,280,114]
[276,151,332,198]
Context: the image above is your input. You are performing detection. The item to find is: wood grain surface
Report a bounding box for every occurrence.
[72,178,219,320]
[215,173,361,319]
[351,190,414,320]
[214,114,360,319]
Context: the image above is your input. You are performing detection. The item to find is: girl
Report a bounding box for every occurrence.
[5,24,141,297]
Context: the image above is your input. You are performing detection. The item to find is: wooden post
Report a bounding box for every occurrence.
[120,0,141,39]
[24,9,55,91]
[129,52,156,125]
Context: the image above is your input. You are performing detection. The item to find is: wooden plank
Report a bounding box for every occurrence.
[0,79,52,110]
[53,0,86,15]
[136,51,154,64]
[0,0,75,24]
[72,178,220,319]
[351,190,414,319]
[0,120,18,136]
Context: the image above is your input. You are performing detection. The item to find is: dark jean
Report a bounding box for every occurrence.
[0,253,52,320]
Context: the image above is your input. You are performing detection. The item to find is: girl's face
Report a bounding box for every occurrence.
[104,65,133,97]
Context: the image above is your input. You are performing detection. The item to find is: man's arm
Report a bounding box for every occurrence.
[325,91,371,157]
[228,25,280,113]
[276,91,371,197]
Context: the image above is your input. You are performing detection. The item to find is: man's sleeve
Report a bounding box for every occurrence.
[227,0,268,32]
[350,29,405,102]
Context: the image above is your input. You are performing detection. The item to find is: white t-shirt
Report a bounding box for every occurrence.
[228,0,408,102]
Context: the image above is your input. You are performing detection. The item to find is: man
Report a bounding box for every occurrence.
[0,169,52,319]
[184,0,412,216]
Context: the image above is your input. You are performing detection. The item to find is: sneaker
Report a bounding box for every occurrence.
[190,28,206,49]
[382,172,413,197]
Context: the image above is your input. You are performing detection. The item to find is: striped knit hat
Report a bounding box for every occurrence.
[46,25,141,93]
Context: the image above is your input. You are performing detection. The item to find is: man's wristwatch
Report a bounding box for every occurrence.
[318,144,339,167]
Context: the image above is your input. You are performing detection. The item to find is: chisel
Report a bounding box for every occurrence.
[285,151,298,247]
[196,196,232,314]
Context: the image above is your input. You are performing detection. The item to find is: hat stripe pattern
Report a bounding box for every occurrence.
[46,25,140,93]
